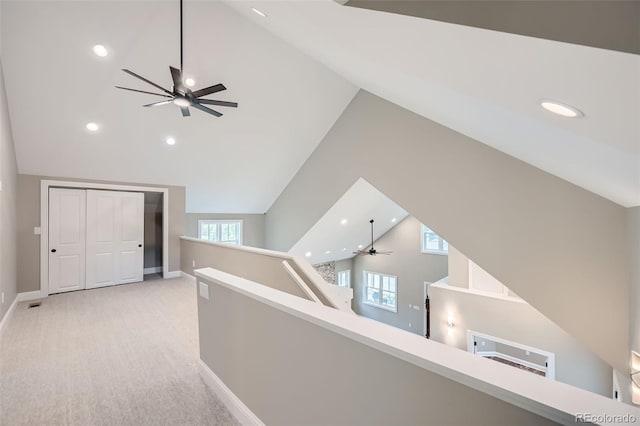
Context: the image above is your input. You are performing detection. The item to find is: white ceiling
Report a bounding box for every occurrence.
[289,178,408,265]
[0,1,357,213]
[227,0,640,207]
[2,0,638,214]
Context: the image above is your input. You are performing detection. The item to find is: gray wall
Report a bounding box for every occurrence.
[16,174,185,293]
[264,90,629,371]
[345,0,639,54]
[144,192,163,270]
[429,284,613,397]
[185,213,265,248]
[0,61,18,321]
[198,279,558,426]
[630,206,640,357]
[352,216,448,335]
[181,238,315,302]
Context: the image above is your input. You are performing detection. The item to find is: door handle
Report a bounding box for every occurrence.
[51,249,57,253]
[138,244,142,247]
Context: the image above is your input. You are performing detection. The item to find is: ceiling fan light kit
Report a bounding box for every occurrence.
[354,219,393,256]
[116,0,237,118]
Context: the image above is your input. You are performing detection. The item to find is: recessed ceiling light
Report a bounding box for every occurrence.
[92,45,108,57]
[305,251,312,257]
[86,122,99,132]
[251,7,267,17]
[391,218,397,223]
[358,244,364,249]
[325,250,331,254]
[540,99,584,118]
[340,219,348,225]
[166,137,176,146]
[185,78,195,87]
[342,248,347,252]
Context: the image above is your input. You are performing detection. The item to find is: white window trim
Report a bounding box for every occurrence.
[362,270,398,313]
[198,219,243,245]
[336,269,351,288]
[420,224,448,255]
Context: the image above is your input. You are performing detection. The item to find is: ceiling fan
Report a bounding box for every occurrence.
[354,219,393,256]
[115,0,237,118]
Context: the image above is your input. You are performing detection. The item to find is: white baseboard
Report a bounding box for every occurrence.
[182,271,196,283]
[0,295,19,335]
[165,271,182,279]
[198,359,264,426]
[144,266,163,274]
[16,290,46,302]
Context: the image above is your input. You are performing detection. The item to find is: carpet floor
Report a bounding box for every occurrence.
[0,277,239,426]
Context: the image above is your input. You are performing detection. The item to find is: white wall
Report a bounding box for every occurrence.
[265,90,629,371]
[0,60,18,321]
[352,216,448,334]
[435,248,614,396]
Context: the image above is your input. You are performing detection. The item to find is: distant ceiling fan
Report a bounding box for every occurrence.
[115,0,237,118]
[353,219,392,256]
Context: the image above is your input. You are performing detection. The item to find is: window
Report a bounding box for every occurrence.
[363,271,397,312]
[421,224,448,254]
[336,270,351,288]
[198,220,243,245]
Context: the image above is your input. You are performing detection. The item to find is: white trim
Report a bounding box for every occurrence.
[180,236,294,260]
[181,271,196,283]
[16,290,46,302]
[197,219,243,245]
[420,224,448,255]
[0,295,19,335]
[165,270,182,279]
[362,270,398,313]
[198,359,264,426]
[193,267,640,424]
[467,330,555,380]
[144,267,163,274]
[40,179,170,296]
[281,260,321,303]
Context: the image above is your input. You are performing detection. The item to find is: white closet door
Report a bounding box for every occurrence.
[86,190,144,288]
[116,191,144,284]
[49,188,86,294]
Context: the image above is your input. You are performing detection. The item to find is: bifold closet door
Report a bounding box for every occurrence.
[49,188,87,294]
[86,190,144,289]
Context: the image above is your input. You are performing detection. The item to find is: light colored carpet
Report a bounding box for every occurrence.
[0,277,239,426]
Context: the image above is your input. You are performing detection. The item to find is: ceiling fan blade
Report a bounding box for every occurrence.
[170,66,185,93]
[143,100,173,107]
[376,251,393,255]
[197,99,238,108]
[122,69,173,95]
[191,83,226,98]
[180,106,190,117]
[115,86,171,98]
[191,102,222,117]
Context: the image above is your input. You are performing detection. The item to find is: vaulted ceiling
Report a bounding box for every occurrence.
[2,0,638,212]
